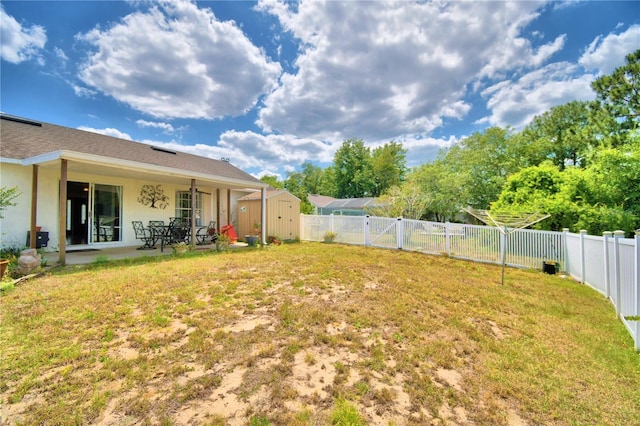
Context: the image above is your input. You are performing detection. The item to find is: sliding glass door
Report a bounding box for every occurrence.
[92,184,122,243]
[66,181,122,245]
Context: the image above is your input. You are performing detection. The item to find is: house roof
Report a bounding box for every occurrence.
[308,194,336,207]
[324,197,380,209]
[0,114,264,189]
[238,189,301,201]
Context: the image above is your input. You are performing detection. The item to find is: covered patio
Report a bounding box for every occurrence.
[1,114,268,266]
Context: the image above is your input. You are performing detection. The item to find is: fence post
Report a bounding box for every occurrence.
[613,230,624,316]
[603,232,612,299]
[579,230,587,284]
[364,216,370,247]
[635,232,640,351]
[397,217,404,250]
[445,221,451,256]
[500,230,507,285]
[563,228,570,273]
[329,214,335,236]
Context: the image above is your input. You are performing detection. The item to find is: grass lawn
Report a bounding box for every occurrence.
[1,242,639,425]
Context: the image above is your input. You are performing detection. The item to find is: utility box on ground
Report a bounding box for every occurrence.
[26,231,49,249]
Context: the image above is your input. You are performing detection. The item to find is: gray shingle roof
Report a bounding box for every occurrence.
[308,194,336,207]
[325,197,380,209]
[0,114,261,186]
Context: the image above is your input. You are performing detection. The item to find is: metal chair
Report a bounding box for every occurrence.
[132,221,156,249]
[196,221,217,244]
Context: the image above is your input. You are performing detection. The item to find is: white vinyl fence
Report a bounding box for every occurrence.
[565,230,640,351]
[300,215,640,351]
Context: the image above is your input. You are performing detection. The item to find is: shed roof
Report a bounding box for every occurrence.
[238,189,301,202]
[0,114,263,188]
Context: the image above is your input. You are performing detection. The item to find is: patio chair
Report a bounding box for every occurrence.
[132,221,156,250]
[196,221,217,244]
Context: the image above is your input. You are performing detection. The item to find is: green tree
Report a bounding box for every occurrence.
[317,165,338,197]
[298,162,326,195]
[333,138,375,198]
[582,142,640,232]
[492,156,640,235]
[491,163,584,231]
[409,160,464,221]
[592,49,640,137]
[371,141,407,196]
[443,127,514,209]
[284,170,314,214]
[0,186,21,219]
[368,182,432,219]
[522,101,595,170]
[260,175,284,189]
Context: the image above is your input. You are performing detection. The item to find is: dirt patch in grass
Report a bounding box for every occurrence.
[1,243,639,425]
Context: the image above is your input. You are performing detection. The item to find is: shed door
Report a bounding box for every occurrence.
[276,200,295,240]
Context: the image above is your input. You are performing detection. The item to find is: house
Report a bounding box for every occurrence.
[308,194,381,216]
[307,194,336,215]
[0,114,267,264]
[237,189,300,241]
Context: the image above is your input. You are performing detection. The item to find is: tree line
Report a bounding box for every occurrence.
[263,50,640,236]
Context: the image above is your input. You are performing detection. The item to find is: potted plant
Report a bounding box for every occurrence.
[172,241,191,255]
[0,258,9,279]
[542,260,557,275]
[216,233,231,252]
[323,231,337,243]
[246,222,261,247]
[267,235,281,245]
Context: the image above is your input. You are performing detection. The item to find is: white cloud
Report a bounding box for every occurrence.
[397,134,459,169]
[480,63,596,129]
[53,46,68,62]
[72,84,97,98]
[0,5,47,64]
[77,126,132,140]
[255,0,553,143]
[479,24,640,130]
[217,130,337,169]
[136,119,175,133]
[579,24,640,75]
[137,130,336,174]
[76,0,281,119]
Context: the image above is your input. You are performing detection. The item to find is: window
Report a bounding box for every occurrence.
[175,191,203,225]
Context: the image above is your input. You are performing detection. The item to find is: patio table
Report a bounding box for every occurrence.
[157,220,191,252]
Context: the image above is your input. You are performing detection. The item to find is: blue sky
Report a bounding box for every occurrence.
[1,1,639,179]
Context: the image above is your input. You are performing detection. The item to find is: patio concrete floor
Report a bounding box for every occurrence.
[43,241,249,266]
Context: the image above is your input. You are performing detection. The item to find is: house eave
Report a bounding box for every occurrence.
[17,150,266,189]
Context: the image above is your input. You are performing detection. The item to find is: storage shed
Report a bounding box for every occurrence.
[237,190,300,242]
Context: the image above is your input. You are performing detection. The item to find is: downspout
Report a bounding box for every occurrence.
[58,159,67,265]
[30,165,38,248]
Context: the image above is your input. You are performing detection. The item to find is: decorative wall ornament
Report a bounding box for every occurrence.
[138,184,169,209]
